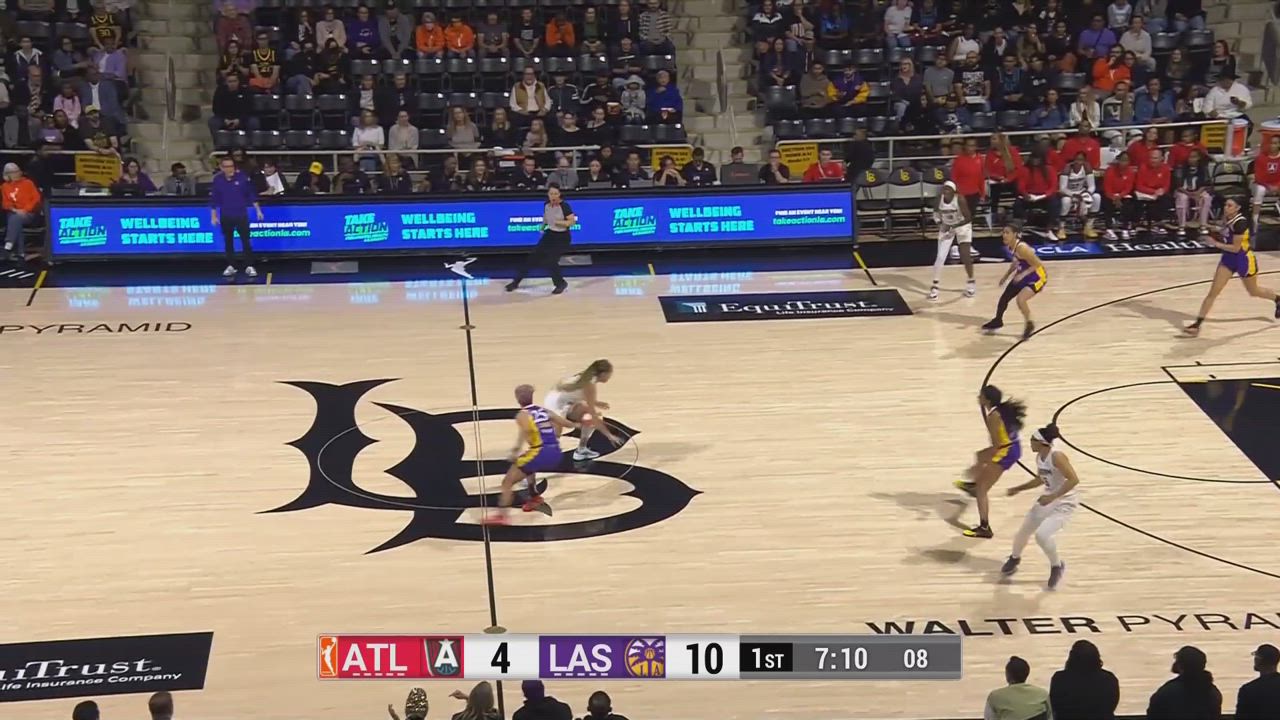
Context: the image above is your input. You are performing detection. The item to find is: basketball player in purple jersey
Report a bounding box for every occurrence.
[486,384,579,525]
[1183,196,1280,336]
[955,384,1027,538]
[982,223,1048,341]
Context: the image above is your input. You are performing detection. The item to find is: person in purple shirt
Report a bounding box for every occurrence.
[210,155,264,279]
[1077,15,1117,63]
[347,5,381,57]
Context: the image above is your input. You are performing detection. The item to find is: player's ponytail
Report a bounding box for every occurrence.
[573,359,613,388]
[1034,423,1061,444]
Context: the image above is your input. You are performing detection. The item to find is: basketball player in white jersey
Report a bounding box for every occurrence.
[1001,423,1079,590]
[929,181,977,301]
[1057,152,1101,240]
[544,359,620,461]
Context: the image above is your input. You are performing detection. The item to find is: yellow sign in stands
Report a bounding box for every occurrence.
[1199,123,1226,155]
[75,153,121,187]
[778,142,817,177]
[649,145,693,171]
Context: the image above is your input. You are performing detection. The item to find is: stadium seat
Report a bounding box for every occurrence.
[888,165,925,226]
[887,47,912,66]
[1185,30,1214,54]
[318,129,349,149]
[578,53,609,74]
[480,91,510,110]
[213,130,247,151]
[642,55,677,73]
[418,92,448,113]
[865,82,891,113]
[16,20,51,43]
[508,0,535,8]
[762,85,798,120]
[283,93,316,129]
[619,124,653,145]
[511,56,543,75]
[446,57,478,85]
[1151,32,1180,54]
[250,130,284,150]
[474,0,508,7]
[820,49,852,69]
[997,109,1028,130]
[867,115,890,135]
[382,58,413,77]
[1053,73,1087,92]
[836,116,860,136]
[804,117,836,138]
[444,0,472,9]
[544,56,577,75]
[447,91,479,109]
[416,57,446,91]
[855,167,890,227]
[855,48,885,79]
[54,21,90,44]
[284,129,318,149]
[419,128,450,148]
[915,45,939,66]
[774,119,805,140]
[480,57,511,91]
[969,112,996,132]
[252,93,282,114]
[651,123,687,143]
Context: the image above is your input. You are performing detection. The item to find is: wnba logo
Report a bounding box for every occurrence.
[318,636,338,678]
[625,637,666,677]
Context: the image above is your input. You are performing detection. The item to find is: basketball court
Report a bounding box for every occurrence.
[3,251,1279,719]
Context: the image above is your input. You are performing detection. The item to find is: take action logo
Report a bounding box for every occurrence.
[0,632,213,703]
[659,290,913,323]
[272,379,700,552]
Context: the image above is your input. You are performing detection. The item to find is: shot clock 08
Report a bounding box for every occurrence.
[316,634,961,681]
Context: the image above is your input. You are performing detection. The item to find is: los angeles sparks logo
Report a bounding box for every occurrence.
[269,379,700,552]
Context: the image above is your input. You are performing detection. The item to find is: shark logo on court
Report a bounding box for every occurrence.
[269,379,701,552]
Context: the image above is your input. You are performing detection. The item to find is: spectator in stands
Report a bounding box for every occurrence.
[112,157,156,194]
[794,34,818,76]
[611,0,640,49]
[654,154,685,186]
[163,162,196,195]
[1127,126,1160,164]
[1168,0,1206,32]
[584,157,610,184]
[682,147,715,186]
[510,155,546,190]
[316,6,347,51]
[1,162,40,267]
[441,14,475,59]
[71,701,99,720]
[477,12,509,59]
[434,155,461,191]
[80,65,124,126]
[284,39,317,94]
[579,7,607,54]
[352,109,385,171]
[1106,0,1133,32]
[387,109,418,162]
[759,148,791,184]
[953,51,990,111]
[639,0,675,55]
[1102,150,1137,238]
[547,154,578,189]
[334,155,372,194]
[353,74,377,116]
[1061,121,1101,168]
[389,687,430,720]
[544,11,576,57]
[984,656,1051,720]
[452,681,499,720]
[802,146,844,183]
[610,37,643,89]
[1068,86,1100,129]
[78,106,121,153]
[511,67,551,123]
[89,1,123,49]
[52,36,91,81]
[1029,88,1066,129]
[376,73,415,126]
[1251,134,1280,225]
[416,12,445,58]
[53,81,81,127]
[256,158,286,195]
[1048,640,1120,720]
[348,5,381,58]
[91,36,128,89]
[13,36,46,82]
[1077,15,1117,65]
[1173,148,1211,237]
[1204,72,1252,129]
[294,160,331,193]
[218,39,248,83]
[647,69,682,123]
[585,106,614,143]
[1206,41,1240,86]
[924,55,954,109]
[248,32,280,90]
[832,64,869,117]
[1237,644,1280,720]
[446,106,481,149]
[846,126,875,175]
[209,73,255,139]
[286,9,316,60]
[1119,16,1154,72]
[1134,147,1171,233]
[883,0,914,50]
[1135,77,1175,124]
[947,23,980,63]
[986,132,1023,222]
[524,117,550,151]
[1091,44,1127,93]
[1167,127,1206,167]
[1015,150,1059,229]
[816,2,850,48]
[980,28,1014,69]
[1044,19,1076,72]
[1136,0,1168,31]
[548,71,579,116]
[1100,81,1134,127]
[512,7,542,60]
[380,5,414,60]
[949,135,983,209]
[760,38,795,88]
[798,62,835,118]
[613,150,650,187]
[581,690,627,720]
[554,110,584,144]
[1165,48,1193,87]
[619,74,645,122]
[148,691,174,720]
[1175,84,1204,121]
[216,1,252,52]
[992,54,1026,110]
[751,0,786,55]
[1148,646,1223,719]
[890,59,923,122]
[487,106,518,147]
[935,93,972,133]
[512,680,571,720]
[1016,30,1047,68]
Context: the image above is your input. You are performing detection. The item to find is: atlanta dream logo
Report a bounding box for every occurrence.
[270,379,700,552]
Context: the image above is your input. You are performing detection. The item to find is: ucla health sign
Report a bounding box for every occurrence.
[48,188,854,259]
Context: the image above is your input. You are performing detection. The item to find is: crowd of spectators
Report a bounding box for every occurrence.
[207,0,694,187]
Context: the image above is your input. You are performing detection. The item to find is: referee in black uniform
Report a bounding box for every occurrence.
[505,185,576,295]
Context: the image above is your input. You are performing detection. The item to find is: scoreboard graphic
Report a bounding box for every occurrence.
[317,635,961,681]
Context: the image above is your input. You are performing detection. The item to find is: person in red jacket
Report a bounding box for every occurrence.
[951,136,986,219]
[1060,122,1102,170]
[1134,147,1171,234]
[1014,151,1059,234]
[1251,133,1280,226]
[1167,127,1208,170]
[1102,150,1137,240]
[802,147,846,183]
[985,132,1023,224]
[1126,126,1161,169]
[2,162,41,267]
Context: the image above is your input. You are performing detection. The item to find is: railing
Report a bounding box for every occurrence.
[776,119,1235,167]
[717,49,738,149]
